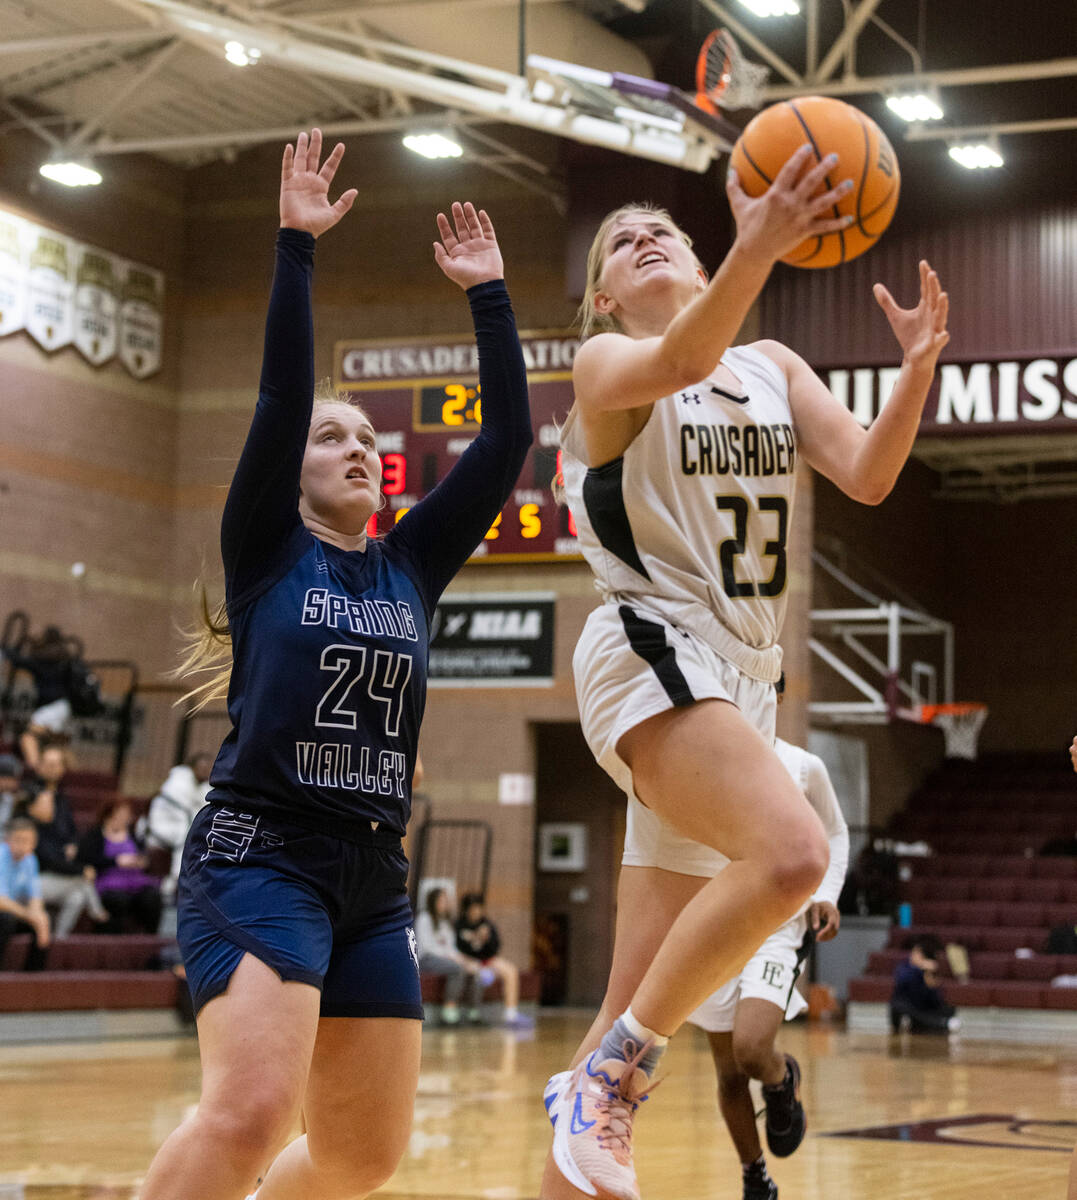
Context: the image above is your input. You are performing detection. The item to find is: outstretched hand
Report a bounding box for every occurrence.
[873,260,950,371]
[280,129,357,238]
[433,202,503,289]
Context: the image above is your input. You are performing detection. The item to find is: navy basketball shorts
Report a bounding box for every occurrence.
[177,804,423,1020]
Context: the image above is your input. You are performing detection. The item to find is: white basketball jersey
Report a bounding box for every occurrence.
[561,343,797,667]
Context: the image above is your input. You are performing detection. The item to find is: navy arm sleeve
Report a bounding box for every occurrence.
[220,228,316,608]
[387,279,532,609]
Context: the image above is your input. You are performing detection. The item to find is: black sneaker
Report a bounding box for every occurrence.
[743,1173,778,1200]
[763,1053,806,1158]
[743,1160,778,1200]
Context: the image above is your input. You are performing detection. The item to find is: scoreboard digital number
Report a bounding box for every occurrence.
[334,330,582,561]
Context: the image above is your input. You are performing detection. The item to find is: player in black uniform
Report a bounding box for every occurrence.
[139,130,531,1200]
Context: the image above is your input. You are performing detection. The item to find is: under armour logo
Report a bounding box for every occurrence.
[679,391,702,405]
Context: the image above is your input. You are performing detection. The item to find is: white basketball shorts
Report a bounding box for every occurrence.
[572,601,778,877]
[687,911,813,1032]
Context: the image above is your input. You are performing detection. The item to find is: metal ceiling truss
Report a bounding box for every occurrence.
[0,0,718,199]
[0,0,1070,187]
[698,0,1077,145]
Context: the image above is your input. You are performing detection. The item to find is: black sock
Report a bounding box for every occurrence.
[743,1155,771,1181]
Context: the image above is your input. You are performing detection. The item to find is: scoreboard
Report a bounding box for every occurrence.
[334,329,582,562]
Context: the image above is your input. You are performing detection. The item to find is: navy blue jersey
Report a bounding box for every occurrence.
[206,229,531,841]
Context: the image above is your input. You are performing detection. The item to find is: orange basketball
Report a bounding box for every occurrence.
[729,96,900,268]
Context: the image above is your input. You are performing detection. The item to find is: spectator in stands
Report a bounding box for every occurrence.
[0,752,26,829]
[415,886,483,1025]
[0,816,49,970]
[80,798,163,934]
[839,834,900,916]
[144,752,213,900]
[456,891,533,1029]
[23,745,109,934]
[3,625,79,771]
[889,933,960,1034]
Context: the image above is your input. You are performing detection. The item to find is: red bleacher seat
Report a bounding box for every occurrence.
[1042,988,1077,1011]
[848,977,892,1004]
[1034,858,1077,878]
[993,855,1037,877]
[990,981,1048,1008]
[951,902,1001,925]
[0,971,179,1012]
[978,928,1045,953]
[1017,878,1065,903]
[968,952,1015,980]
[945,982,994,1006]
[420,970,541,1006]
[1045,903,1077,927]
[1010,957,1057,982]
[970,878,1019,902]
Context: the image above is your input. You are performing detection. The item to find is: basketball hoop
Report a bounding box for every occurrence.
[919,702,989,760]
[695,29,769,114]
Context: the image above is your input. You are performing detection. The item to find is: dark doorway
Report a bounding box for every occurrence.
[533,722,626,1007]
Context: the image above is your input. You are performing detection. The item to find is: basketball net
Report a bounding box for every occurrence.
[921,703,989,760]
[697,29,769,113]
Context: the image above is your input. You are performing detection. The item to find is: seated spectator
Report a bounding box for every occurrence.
[456,892,533,1029]
[144,752,213,900]
[415,886,482,1025]
[890,933,960,1034]
[839,835,900,916]
[0,752,26,829]
[80,799,163,934]
[3,626,81,772]
[23,746,109,934]
[0,816,49,970]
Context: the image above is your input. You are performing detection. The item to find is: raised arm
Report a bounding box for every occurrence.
[221,130,357,602]
[389,203,532,606]
[768,258,949,505]
[573,146,854,415]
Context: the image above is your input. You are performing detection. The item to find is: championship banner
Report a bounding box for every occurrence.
[0,204,164,379]
[26,229,73,352]
[0,213,27,337]
[428,592,555,687]
[73,247,119,366]
[118,264,163,379]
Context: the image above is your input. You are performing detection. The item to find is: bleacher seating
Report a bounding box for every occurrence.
[848,753,1077,1015]
[0,934,180,1012]
[420,969,542,1007]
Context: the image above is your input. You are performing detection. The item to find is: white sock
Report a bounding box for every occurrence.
[621,1005,669,1048]
[504,1006,518,1020]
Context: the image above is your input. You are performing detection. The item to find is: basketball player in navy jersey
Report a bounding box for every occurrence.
[542,144,950,1200]
[139,130,531,1200]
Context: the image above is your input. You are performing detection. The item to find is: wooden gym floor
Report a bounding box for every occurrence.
[1,1009,1074,1198]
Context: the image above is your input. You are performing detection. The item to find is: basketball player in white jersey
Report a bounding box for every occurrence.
[686,736,848,1200]
[541,143,949,1200]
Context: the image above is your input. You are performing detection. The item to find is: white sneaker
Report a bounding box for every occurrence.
[546,1048,653,1200]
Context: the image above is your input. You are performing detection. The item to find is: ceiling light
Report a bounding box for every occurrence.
[224,40,260,67]
[949,142,1004,170]
[736,0,800,16]
[39,160,102,187]
[402,132,463,159]
[886,92,944,122]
